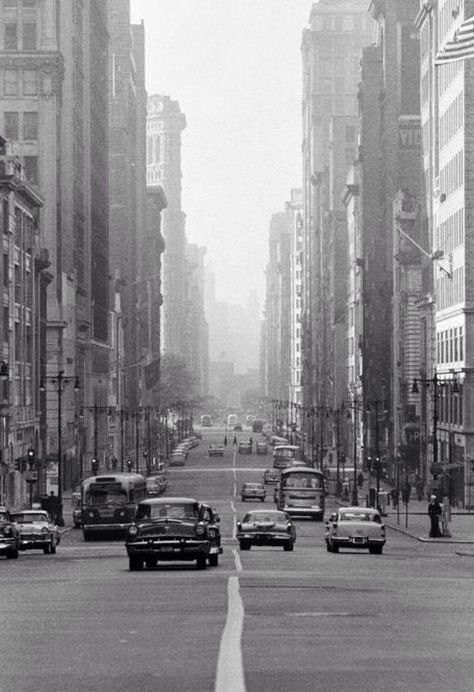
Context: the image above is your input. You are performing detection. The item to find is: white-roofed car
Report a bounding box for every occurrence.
[208,444,224,457]
[236,509,296,551]
[241,482,265,502]
[11,510,60,555]
[325,507,386,554]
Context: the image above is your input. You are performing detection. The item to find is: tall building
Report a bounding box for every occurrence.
[146,95,187,359]
[416,0,474,506]
[288,188,303,407]
[301,1,374,433]
[184,242,209,398]
[0,1,110,493]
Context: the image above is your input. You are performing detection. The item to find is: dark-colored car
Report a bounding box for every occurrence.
[201,503,223,566]
[0,508,20,559]
[263,468,280,484]
[236,509,296,551]
[72,492,82,529]
[238,441,252,454]
[256,442,268,455]
[234,424,243,432]
[125,497,212,571]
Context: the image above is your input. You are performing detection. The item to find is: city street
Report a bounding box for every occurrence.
[2,430,474,692]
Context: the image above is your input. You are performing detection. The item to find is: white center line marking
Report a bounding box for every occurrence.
[215,577,246,692]
[232,548,242,572]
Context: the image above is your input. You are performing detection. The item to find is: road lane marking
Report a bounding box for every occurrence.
[230,501,236,512]
[232,548,242,572]
[215,577,245,692]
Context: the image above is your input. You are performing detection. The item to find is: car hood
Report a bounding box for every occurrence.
[135,519,202,538]
[16,522,50,533]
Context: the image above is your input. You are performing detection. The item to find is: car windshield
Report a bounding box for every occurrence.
[339,511,380,522]
[244,512,285,523]
[282,473,322,489]
[85,485,127,507]
[136,502,199,522]
[244,484,262,489]
[0,512,9,523]
[11,513,48,523]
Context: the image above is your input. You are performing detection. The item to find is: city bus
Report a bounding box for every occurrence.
[200,414,212,427]
[272,444,303,470]
[81,473,146,540]
[276,466,325,521]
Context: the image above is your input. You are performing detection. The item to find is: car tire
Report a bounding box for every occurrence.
[208,554,219,567]
[283,542,294,552]
[6,547,19,559]
[326,541,332,553]
[73,523,80,529]
[239,541,250,551]
[129,556,144,571]
[83,532,91,542]
[241,497,245,502]
[369,546,383,555]
[50,542,57,555]
[331,543,339,553]
[261,498,265,502]
[145,557,157,569]
[43,543,51,555]
[196,556,207,570]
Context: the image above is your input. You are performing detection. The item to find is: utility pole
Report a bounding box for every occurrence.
[135,411,140,474]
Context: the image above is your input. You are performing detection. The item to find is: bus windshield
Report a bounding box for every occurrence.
[84,483,127,506]
[281,472,324,489]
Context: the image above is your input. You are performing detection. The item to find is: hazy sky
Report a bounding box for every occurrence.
[131,0,311,306]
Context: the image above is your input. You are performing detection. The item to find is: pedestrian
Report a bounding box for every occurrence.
[391,487,399,509]
[357,472,364,488]
[249,436,253,451]
[401,481,411,505]
[224,436,228,447]
[428,494,442,537]
[233,436,237,446]
[415,478,424,502]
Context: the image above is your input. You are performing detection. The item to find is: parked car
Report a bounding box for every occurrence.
[146,476,163,497]
[208,444,224,457]
[125,497,212,571]
[256,442,268,455]
[201,503,223,566]
[169,452,186,467]
[0,507,20,559]
[325,507,386,554]
[241,482,266,502]
[11,510,60,555]
[263,468,280,484]
[72,492,82,529]
[173,445,189,458]
[238,441,252,454]
[234,424,243,432]
[236,509,296,551]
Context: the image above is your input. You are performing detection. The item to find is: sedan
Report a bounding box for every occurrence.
[263,468,280,484]
[241,482,266,502]
[11,510,60,554]
[236,509,296,551]
[169,452,186,467]
[238,441,252,454]
[325,507,386,554]
[208,445,224,457]
[0,508,20,559]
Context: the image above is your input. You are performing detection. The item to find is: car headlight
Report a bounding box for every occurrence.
[128,525,139,536]
[2,526,12,537]
[195,524,205,536]
[208,528,217,539]
[41,527,49,534]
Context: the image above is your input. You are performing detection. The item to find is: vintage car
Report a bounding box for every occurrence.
[238,441,252,455]
[234,424,243,432]
[146,476,164,497]
[256,442,268,455]
[182,436,199,449]
[11,510,60,555]
[0,507,20,559]
[72,492,82,529]
[208,444,225,457]
[173,444,189,458]
[263,469,280,484]
[236,509,296,551]
[201,503,223,566]
[325,507,386,554]
[126,497,212,571]
[241,482,266,502]
[169,452,186,467]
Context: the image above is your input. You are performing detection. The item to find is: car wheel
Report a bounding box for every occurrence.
[83,532,91,542]
[129,556,144,571]
[6,547,19,559]
[326,541,332,553]
[241,497,245,502]
[261,498,265,502]
[73,523,80,529]
[50,541,57,555]
[145,557,157,569]
[331,543,339,553]
[240,541,251,551]
[43,543,51,555]
[196,555,207,570]
[283,542,294,552]
[208,554,219,567]
[369,546,383,555]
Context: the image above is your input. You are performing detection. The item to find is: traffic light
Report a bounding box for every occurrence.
[27,448,35,468]
[91,458,98,476]
[20,458,27,473]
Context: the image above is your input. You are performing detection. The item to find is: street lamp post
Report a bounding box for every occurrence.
[40,371,80,526]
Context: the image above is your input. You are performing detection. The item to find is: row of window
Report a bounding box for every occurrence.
[438,60,462,97]
[312,13,372,34]
[4,1,37,9]
[439,91,463,150]
[437,266,464,311]
[3,19,36,51]
[437,325,464,364]
[3,111,38,141]
[146,135,161,166]
[3,67,38,96]
[438,0,462,48]
[437,385,463,427]
[439,148,464,197]
[435,207,464,253]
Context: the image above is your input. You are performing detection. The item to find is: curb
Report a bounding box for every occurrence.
[455,550,474,557]
[385,522,474,544]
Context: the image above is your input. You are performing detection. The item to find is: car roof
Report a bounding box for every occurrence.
[138,497,198,505]
[339,507,380,515]
[245,509,287,517]
[243,482,263,487]
[12,509,48,515]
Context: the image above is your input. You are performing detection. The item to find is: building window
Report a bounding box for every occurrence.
[2,201,8,236]
[4,111,19,140]
[2,306,8,342]
[22,69,37,95]
[23,156,38,185]
[23,111,38,140]
[22,1,37,7]
[3,254,8,287]
[4,68,18,95]
[4,22,18,50]
[22,21,36,50]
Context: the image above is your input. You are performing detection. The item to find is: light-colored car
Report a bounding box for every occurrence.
[241,482,266,502]
[11,510,60,555]
[325,507,386,554]
[236,509,296,551]
[256,442,268,455]
[238,441,252,454]
[263,469,280,484]
[208,444,224,457]
[169,452,186,467]
[174,445,189,458]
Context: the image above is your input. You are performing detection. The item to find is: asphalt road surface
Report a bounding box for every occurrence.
[2,427,474,692]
